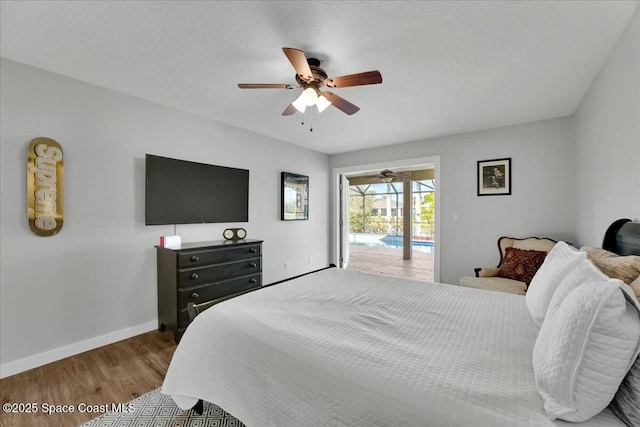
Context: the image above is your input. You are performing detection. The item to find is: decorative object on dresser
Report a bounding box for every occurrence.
[223,228,247,240]
[159,234,182,248]
[477,157,511,196]
[156,239,263,343]
[281,172,309,221]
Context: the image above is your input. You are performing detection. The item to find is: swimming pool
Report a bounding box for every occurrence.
[349,233,435,253]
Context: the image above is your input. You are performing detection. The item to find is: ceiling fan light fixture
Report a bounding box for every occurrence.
[292,96,307,113]
[380,176,393,183]
[316,94,331,113]
[292,87,318,113]
[301,87,318,106]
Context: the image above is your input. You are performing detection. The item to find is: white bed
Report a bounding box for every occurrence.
[161,268,627,426]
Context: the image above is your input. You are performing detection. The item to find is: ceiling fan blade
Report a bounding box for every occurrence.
[238,83,293,89]
[282,103,297,116]
[325,70,382,88]
[282,47,314,83]
[323,92,360,115]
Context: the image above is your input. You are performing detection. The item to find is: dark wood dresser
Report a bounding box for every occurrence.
[156,239,263,343]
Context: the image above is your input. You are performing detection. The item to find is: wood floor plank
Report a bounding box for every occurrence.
[0,330,176,427]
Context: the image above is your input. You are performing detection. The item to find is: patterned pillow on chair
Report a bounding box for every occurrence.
[497,247,547,286]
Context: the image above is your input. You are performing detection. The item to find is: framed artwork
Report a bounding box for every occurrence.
[281,172,309,220]
[477,158,511,196]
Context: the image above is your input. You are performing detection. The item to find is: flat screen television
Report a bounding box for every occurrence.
[145,154,249,225]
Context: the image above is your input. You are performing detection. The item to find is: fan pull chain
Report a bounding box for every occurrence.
[300,109,314,132]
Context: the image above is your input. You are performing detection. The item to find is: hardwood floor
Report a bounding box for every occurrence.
[0,330,176,427]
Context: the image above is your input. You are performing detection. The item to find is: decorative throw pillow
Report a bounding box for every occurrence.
[526,241,586,327]
[582,247,640,285]
[610,354,640,427]
[532,264,640,422]
[496,248,547,286]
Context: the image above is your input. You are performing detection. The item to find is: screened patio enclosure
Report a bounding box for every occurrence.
[345,169,435,281]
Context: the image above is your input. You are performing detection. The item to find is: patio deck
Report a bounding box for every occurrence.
[346,244,434,282]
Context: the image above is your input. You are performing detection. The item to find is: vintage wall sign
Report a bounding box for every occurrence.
[27,137,64,236]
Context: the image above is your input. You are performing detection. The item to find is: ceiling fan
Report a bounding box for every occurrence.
[379,169,404,183]
[238,47,382,116]
[378,169,413,184]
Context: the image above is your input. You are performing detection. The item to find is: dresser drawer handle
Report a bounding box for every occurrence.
[191,292,199,299]
[190,255,199,262]
[250,262,257,268]
[250,278,257,284]
[190,273,199,280]
[249,248,257,253]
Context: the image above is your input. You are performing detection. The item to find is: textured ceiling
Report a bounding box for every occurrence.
[0,1,636,154]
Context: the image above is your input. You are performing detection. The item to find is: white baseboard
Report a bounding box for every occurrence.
[0,321,157,379]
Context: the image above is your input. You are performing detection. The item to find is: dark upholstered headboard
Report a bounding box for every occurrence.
[603,218,640,256]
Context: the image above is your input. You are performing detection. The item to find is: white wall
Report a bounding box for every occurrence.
[331,117,576,285]
[574,6,640,247]
[0,59,330,376]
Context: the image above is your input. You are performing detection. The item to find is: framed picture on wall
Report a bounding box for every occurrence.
[477,158,511,196]
[281,172,309,220]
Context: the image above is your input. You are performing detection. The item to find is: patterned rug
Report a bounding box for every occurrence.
[81,388,245,426]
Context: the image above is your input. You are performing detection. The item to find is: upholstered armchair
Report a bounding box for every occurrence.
[459,236,557,295]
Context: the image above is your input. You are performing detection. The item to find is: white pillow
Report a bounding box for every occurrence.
[532,263,640,422]
[545,259,608,317]
[526,241,586,327]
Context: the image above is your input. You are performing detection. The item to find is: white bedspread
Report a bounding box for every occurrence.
[162,268,625,426]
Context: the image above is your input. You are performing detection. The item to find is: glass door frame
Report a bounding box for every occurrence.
[331,155,441,282]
